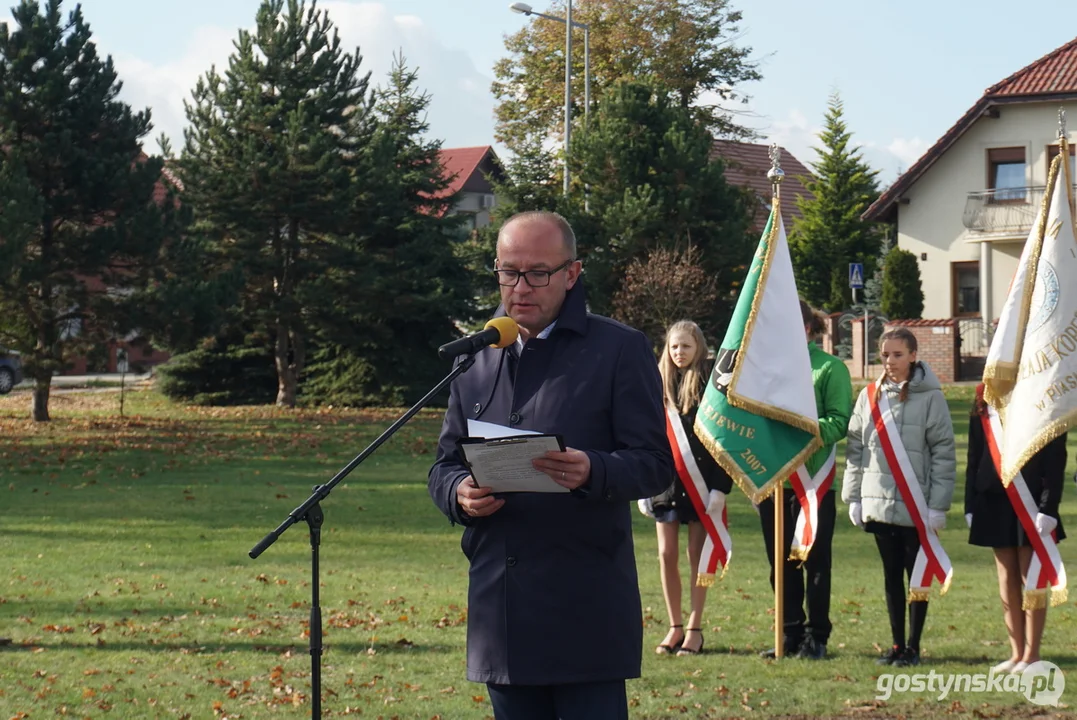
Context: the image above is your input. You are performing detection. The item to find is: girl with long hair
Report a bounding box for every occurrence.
[639,320,732,656]
[842,327,956,667]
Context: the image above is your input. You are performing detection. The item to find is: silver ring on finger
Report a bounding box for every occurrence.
[561,471,566,481]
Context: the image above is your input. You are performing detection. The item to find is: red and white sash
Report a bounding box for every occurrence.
[788,448,837,562]
[665,406,732,586]
[867,383,953,601]
[982,407,1068,609]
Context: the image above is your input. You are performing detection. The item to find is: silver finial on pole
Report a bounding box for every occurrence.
[767,143,784,198]
[767,143,785,187]
[1059,107,1067,140]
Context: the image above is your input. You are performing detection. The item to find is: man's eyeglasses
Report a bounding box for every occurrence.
[492,258,575,287]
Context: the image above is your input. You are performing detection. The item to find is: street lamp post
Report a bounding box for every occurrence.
[564,0,571,197]
[509,2,590,198]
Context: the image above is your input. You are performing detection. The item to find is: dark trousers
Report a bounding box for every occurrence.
[758,489,836,646]
[872,523,928,650]
[487,680,628,720]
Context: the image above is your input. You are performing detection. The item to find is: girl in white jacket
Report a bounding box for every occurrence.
[842,327,957,667]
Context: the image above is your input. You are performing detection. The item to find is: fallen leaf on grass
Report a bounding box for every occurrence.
[42,624,74,633]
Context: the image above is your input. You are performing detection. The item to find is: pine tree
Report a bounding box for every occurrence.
[881,247,924,320]
[789,93,882,312]
[567,79,754,337]
[178,0,374,407]
[0,0,182,421]
[303,53,473,405]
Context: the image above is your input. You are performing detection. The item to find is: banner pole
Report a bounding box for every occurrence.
[774,482,784,657]
[768,146,786,659]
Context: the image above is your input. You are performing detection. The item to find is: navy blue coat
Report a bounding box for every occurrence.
[428,281,673,685]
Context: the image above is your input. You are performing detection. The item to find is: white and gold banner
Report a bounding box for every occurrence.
[984,138,1077,483]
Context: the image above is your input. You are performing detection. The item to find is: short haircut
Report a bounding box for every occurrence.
[498,211,577,259]
[799,299,825,336]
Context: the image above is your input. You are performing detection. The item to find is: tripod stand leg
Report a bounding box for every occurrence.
[304,491,325,717]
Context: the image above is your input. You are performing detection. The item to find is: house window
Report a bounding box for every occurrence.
[951,261,980,317]
[987,147,1026,202]
[1045,143,1076,182]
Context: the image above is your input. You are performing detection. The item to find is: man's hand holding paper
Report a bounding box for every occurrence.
[458,432,569,493]
[456,476,505,518]
[532,448,591,491]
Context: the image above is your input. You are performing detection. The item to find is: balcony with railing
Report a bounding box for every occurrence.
[962,186,1045,235]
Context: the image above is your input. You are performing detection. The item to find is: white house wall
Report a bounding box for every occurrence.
[894,100,1077,321]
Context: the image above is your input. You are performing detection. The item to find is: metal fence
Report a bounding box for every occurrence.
[962,187,1044,234]
[833,308,889,361]
[957,317,991,357]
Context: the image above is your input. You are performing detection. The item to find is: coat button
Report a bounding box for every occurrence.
[506,556,517,567]
[473,402,482,415]
[508,412,521,426]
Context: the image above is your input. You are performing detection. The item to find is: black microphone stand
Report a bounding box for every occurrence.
[249,353,477,718]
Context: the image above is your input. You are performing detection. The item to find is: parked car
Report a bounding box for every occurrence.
[0,349,23,394]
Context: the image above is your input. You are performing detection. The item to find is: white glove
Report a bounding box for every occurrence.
[849,501,863,528]
[706,489,726,515]
[637,498,655,519]
[928,509,946,531]
[1034,513,1058,536]
[965,513,973,529]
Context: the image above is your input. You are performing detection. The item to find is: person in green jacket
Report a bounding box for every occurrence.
[759,300,853,660]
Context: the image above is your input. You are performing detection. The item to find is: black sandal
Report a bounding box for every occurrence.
[677,628,704,655]
[656,624,684,655]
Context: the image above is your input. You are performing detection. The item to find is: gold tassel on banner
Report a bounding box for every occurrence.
[696,559,731,587]
[907,590,931,603]
[1022,586,1069,610]
[787,548,809,564]
[1023,590,1047,611]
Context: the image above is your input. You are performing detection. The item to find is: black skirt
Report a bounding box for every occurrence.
[968,492,1066,548]
[653,477,702,524]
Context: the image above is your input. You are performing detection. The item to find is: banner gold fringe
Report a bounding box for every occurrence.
[696,573,716,588]
[1000,416,1075,487]
[1022,586,1070,610]
[906,571,952,603]
[788,547,809,564]
[1023,589,1047,611]
[693,417,821,507]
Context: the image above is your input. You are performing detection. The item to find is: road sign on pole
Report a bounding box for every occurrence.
[849,262,865,289]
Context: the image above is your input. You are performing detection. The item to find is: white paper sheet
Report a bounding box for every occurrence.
[459,435,568,493]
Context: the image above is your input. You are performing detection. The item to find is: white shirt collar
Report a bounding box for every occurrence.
[515,320,557,351]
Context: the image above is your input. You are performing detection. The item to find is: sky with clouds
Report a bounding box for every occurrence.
[23,0,1077,185]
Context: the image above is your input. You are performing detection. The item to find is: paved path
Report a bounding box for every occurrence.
[10,373,152,393]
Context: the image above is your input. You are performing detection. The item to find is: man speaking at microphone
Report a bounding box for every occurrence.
[429,211,673,719]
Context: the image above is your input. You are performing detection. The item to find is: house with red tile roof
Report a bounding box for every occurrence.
[711,140,815,237]
[436,146,505,230]
[863,37,1077,354]
[59,155,179,375]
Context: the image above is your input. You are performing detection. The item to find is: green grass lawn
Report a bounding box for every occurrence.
[1,388,1076,719]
